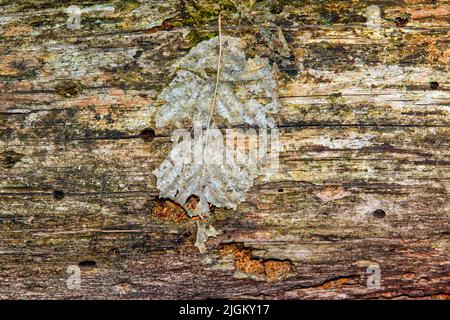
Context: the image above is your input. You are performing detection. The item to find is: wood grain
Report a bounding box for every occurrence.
[0,0,449,299]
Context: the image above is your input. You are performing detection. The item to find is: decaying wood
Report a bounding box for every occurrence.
[0,0,449,299]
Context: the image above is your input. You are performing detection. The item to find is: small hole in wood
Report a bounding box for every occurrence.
[430,81,439,90]
[372,209,386,219]
[140,128,155,142]
[53,190,65,200]
[78,260,97,268]
[394,17,408,27]
[277,188,284,192]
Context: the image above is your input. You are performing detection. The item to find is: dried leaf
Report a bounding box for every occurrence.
[155,36,280,129]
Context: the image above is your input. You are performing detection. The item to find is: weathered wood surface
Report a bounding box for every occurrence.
[0,0,449,299]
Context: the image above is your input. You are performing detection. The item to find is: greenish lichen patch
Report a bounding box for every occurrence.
[258,0,368,26]
[55,79,83,98]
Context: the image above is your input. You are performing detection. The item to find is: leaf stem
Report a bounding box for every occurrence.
[200,14,223,192]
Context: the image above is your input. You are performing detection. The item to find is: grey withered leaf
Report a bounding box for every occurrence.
[154,36,280,129]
